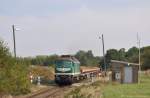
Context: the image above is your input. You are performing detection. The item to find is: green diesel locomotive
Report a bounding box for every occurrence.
[55,55,100,85]
[55,55,80,84]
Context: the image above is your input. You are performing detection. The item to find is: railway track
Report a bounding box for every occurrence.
[26,86,71,98]
[45,86,70,98]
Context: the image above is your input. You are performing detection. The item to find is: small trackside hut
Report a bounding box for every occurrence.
[111,60,139,84]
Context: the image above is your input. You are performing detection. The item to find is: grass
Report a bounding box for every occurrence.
[65,81,103,98]
[102,74,150,98]
[65,73,150,98]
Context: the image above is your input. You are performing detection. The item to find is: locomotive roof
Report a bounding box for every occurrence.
[57,55,80,63]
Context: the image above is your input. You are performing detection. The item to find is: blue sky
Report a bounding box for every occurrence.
[0,0,150,57]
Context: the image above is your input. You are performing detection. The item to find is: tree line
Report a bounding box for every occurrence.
[16,46,150,70]
[16,50,100,67]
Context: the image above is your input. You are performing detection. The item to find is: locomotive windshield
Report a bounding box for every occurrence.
[55,60,72,68]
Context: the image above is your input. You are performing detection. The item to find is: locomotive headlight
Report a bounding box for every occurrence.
[62,68,65,72]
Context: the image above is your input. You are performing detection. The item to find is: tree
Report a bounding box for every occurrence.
[43,55,58,66]
[105,49,119,65]
[118,48,126,61]
[0,39,11,67]
[87,50,94,58]
[102,48,126,70]
[126,47,139,62]
[75,50,100,66]
[75,50,87,66]
[141,46,150,70]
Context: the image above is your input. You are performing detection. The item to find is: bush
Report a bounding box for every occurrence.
[0,39,30,95]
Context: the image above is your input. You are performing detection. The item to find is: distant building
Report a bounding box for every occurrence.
[111,60,139,83]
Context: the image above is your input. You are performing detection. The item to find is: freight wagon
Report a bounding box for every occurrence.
[55,55,100,84]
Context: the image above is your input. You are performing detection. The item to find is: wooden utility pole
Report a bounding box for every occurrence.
[99,34,106,76]
[12,25,16,58]
[102,34,106,74]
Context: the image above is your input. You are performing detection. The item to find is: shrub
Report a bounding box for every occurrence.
[0,39,30,95]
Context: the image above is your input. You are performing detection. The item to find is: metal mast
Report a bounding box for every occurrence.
[137,33,141,83]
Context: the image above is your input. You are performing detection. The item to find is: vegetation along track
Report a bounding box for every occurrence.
[27,86,71,98]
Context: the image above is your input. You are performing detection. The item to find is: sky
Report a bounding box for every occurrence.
[0,0,150,57]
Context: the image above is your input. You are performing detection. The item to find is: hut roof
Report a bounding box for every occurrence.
[111,60,139,66]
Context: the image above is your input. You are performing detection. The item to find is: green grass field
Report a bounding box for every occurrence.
[65,73,150,98]
[102,74,150,98]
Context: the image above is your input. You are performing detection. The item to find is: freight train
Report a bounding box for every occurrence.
[55,55,100,84]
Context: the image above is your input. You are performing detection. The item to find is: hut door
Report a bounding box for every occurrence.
[115,72,121,82]
[124,66,132,83]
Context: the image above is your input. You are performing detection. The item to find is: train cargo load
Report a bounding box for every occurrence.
[80,66,100,73]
